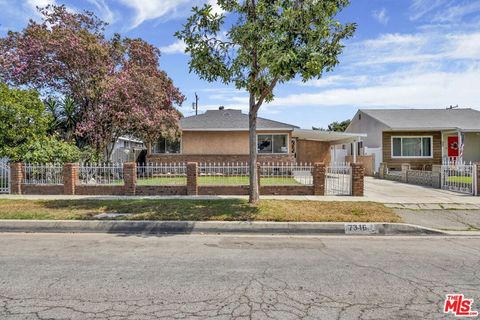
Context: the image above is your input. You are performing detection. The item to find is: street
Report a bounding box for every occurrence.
[1,233,479,319]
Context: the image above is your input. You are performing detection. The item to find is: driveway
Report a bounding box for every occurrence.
[364,177,480,204]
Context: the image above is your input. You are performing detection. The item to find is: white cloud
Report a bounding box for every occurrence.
[25,0,56,14]
[116,0,191,29]
[207,0,224,15]
[160,39,187,55]
[372,8,389,25]
[410,0,480,22]
[87,0,116,23]
[269,69,480,109]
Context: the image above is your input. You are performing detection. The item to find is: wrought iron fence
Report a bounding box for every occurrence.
[23,163,63,185]
[79,163,124,185]
[260,162,313,186]
[441,159,476,195]
[198,162,250,185]
[326,162,352,195]
[136,163,186,186]
[0,159,10,193]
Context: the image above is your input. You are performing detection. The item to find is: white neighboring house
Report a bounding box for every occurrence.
[110,136,145,163]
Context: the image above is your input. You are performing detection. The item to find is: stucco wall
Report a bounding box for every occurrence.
[181,130,291,155]
[463,132,480,162]
[295,140,331,164]
[346,111,389,148]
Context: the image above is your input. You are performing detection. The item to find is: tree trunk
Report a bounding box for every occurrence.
[249,95,259,204]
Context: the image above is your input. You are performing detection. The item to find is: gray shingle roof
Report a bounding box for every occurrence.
[180,109,298,131]
[361,108,480,131]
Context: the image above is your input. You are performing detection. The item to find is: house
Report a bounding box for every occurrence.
[147,108,365,164]
[345,108,480,171]
[110,136,145,163]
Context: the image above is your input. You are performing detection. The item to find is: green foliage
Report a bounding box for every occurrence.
[0,83,80,163]
[313,119,351,132]
[177,0,356,109]
[19,136,81,163]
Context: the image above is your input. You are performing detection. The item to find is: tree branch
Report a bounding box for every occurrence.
[253,77,279,113]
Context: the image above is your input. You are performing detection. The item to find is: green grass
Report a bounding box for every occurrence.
[447,176,473,184]
[0,199,400,222]
[137,176,303,186]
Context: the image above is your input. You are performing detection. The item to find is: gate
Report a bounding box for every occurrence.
[0,160,10,194]
[441,162,476,195]
[326,163,352,195]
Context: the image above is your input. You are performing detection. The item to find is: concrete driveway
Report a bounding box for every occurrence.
[364,177,480,204]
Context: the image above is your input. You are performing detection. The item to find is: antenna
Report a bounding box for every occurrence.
[192,93,199,115]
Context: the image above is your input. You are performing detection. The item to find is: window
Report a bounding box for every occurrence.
[392,136,432,158]
[153,137,181,154]
[257,134,288,154]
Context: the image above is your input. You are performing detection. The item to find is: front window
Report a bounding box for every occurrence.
[392,136,432,158]
[257,134,288,154]
[153,137,181,154]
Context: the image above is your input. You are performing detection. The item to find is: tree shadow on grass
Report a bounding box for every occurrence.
[41,198,260,222]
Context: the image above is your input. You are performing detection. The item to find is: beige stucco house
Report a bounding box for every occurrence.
[147,108,365,164]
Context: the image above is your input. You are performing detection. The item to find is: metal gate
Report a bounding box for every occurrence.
[441,162,476,195]
[326,163,352,196]
[0,160,10,194]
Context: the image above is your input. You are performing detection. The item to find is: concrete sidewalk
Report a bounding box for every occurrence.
[0,177,478,205]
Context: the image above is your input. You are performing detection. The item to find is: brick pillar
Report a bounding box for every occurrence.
[431,165,442,189]
[186,162,198,196]
[63,163,78,195]
[401,163,410,183]
[351,163,365,197]
[123,162,137,195]
[10,163,23,195]
[313,162,326,196]
[379,163,386,179]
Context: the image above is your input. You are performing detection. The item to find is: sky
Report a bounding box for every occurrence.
[1,0,480,129]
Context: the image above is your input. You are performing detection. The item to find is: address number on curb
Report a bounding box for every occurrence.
[344,223,378,234]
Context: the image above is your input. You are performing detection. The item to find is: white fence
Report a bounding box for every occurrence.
[260,162,313,186]
[198,162,250,186]
[0,160,9,193]
[23,163,63,185]
[326,163,352,196]
[79,163,124,185]
[441,160,476,195]
[137,163,186,186]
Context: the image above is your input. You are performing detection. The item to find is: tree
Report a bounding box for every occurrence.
[0,83,80,163]
[313,119,351,132]
[177,0,356,203]
[0,5,183,158]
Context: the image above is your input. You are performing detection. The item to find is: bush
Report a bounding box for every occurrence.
[16,136,81,163]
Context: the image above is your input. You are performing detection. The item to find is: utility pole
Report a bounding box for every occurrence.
[192,93,199,115]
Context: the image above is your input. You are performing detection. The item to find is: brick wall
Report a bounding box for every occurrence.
[136,186,187,196]
[75,185,126,196]
[10,163,23,195]
[22,185,64,195]
[9,161,364,197]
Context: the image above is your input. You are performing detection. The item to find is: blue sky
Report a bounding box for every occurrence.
[1,0,480,129]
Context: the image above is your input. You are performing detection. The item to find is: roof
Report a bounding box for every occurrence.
[180,109,299,131]
[292,129,366,143]
[360,108,480,131]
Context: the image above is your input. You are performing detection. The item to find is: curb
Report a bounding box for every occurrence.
[0,220,446,236]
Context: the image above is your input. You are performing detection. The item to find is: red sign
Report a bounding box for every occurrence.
[448,136,459,157]
[444,294,478,317]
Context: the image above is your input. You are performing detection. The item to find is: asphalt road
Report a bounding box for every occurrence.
[1,234,480,320]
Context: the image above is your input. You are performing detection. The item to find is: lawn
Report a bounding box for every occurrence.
[137,176,304,186]
[0,199,400,222]
[446,176,473,184]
